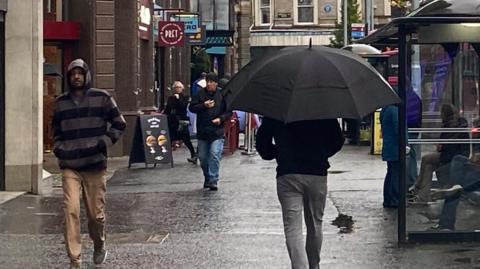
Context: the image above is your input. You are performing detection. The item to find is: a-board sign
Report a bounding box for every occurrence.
[128,114,174,168]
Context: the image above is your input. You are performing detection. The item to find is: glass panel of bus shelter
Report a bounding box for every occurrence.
[406,43,480,233]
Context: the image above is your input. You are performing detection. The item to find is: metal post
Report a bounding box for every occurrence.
[364,0,373,32]
[242,112,256,156]
[213,0,217,30]
[369,0,374,31]
[398,24,408,244]
[411,0,421,96]
[343,0,348,46]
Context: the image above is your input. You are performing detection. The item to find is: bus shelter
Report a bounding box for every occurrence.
[361,0,480,243]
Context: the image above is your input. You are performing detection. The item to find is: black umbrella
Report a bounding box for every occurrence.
[223,45,400,123]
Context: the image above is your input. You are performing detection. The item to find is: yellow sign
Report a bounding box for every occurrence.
[373,109,383,155]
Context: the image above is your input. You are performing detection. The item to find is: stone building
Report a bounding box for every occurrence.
[1,0,44,193]
[249,0,392,59]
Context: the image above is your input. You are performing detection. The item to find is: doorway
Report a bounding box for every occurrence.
[43,43,64,152]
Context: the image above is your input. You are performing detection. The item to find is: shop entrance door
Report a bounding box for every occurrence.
[43,43,64,152]
[0,11,5,191]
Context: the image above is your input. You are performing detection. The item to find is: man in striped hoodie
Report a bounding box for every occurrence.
[53,59,126,268]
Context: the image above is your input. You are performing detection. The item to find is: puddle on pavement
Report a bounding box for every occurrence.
[449,249,474,253]
[328,170,348,174]
[331,214,355,233]
[454,257,472,264]
[106,232,169,244]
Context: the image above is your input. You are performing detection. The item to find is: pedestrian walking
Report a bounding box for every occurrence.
[256,118,344,269]
[189,72,232,190]
[188,72,206,136]
[191,72,206,97]
[52,59,126,268]
[164,81,197,164]
[379,103,401,208]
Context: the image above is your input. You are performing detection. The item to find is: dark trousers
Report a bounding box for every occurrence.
[179,130,196,158]
[439,155,480,229]
[384,161,400,207]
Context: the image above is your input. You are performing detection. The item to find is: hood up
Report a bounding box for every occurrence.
[66,58,92,91]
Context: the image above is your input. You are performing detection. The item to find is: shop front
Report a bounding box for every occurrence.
[361,0,480,242]
[42,20,80,152]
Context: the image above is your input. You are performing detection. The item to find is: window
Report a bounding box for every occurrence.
[294,0,317,25]
[257,0,271,25]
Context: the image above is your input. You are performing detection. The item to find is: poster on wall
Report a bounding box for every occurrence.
[128,115,174,168]
[372,109,383,155]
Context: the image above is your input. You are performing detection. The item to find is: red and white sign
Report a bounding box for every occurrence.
[158,22,185,47]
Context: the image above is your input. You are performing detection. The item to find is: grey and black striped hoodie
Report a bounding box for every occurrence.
[52,59,126,171]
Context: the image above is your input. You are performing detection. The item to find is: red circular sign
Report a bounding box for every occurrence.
[159,22,184,46]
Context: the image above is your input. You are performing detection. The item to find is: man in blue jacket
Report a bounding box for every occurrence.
[256,118,344,269]
[380,104,400,208]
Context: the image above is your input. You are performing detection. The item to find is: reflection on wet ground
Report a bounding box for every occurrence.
[1,146,480,268]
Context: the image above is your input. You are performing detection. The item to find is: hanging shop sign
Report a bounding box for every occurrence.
[186,25,206,45]
[169,13,200,35]
[158,21,185,47]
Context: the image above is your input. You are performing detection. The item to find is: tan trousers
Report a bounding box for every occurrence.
[62,168,107,263]
[416,152,441,201]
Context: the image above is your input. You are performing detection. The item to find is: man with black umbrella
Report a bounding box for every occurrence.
[256,118,344,269]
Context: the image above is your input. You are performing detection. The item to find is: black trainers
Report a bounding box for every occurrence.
[187,156,198,164]
[209,183,218,191]
[93,247,108,265]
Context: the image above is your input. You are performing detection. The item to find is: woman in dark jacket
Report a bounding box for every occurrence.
[164,81,197,164]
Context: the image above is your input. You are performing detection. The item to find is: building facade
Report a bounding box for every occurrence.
[249,0,392,59]
[42,0,157,157]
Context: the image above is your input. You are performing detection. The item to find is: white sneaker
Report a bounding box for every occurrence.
[431,185,463,201]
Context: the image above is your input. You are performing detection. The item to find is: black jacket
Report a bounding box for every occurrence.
[164,93,190,139]
[165,93,189,120]
[439,117,470,164]
[189,87,232,141]
[256,118,344,177]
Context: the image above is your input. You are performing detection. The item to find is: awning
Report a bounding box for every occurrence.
[205,30,234,47]
[44,21,81,41]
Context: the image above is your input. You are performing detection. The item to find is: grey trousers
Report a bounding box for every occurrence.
[277,174,328,269]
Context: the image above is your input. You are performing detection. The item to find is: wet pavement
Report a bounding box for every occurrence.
[1,145,480,268]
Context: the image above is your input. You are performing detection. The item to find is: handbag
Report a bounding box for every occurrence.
[177,120,190,132]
